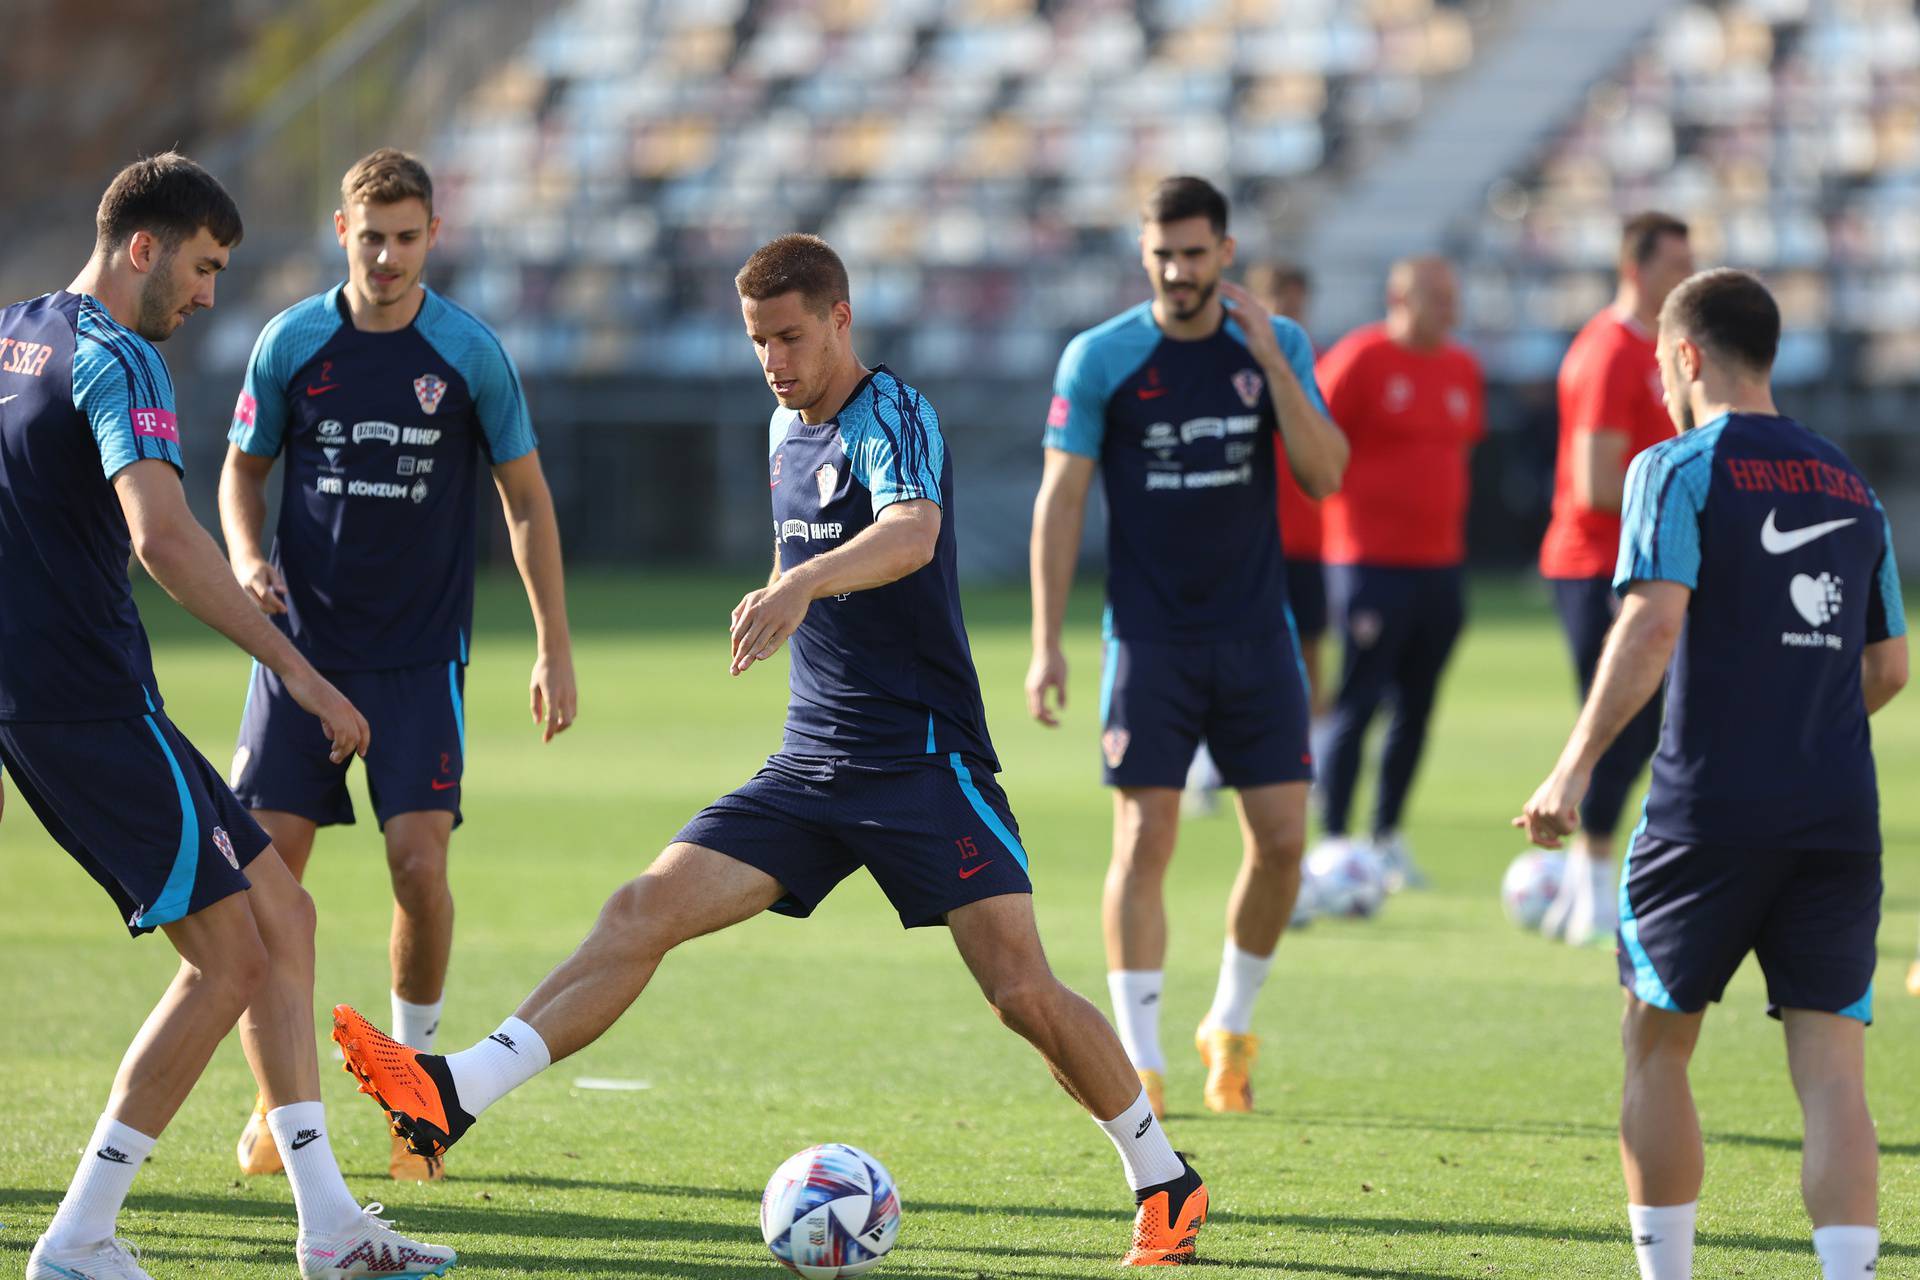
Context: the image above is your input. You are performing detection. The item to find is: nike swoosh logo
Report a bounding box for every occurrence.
[958,861,995,880]
[305,384,339,397]
[0,394,17,405]
[430,778,459,790]
[1137,387,1168,400]
[289,1132,321,1150]
[1760,508,1857,554]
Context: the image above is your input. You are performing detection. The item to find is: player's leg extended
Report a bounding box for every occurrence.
[1783,1009,1878,1276]
[1104,786,1180,1107]
[1619,998,1704,1280]
[334,842,782,1156]
[1369,571,1464,888]
[1192,780,1307,1113]
[382,811,456,1025]
[948,893,1207,1266]
[235,812,319,1175]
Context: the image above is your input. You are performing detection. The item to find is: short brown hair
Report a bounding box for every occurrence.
[1621,211,1688,269]
[735,234,850,316]
[96,151,243,251]
[341,148,434,213]
[1660,268,1779,375]
[1142,176,1228,236]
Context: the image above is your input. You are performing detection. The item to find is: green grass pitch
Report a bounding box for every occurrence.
[0,573,1913,1278]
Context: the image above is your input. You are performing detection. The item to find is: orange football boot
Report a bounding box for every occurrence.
[1122,1157,1208,1266]
[332,1005,474,1158]
[1194,1027,1258,1113]
[236,1092,283,1175]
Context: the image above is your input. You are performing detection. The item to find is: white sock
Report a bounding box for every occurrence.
[1812,1225,1878,1279]
[391,992,444,1053]
[1202,939,1275,1035]
[266,1102,362,1237]
[1105,971,1166,1073]
[1093,1088,1184,1191]
[443,1016,551,1115]
[42,1116,154,1251]
[1628,1201,1697,1280]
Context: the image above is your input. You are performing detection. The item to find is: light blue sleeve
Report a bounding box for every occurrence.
[1614,437,1715,591]
[1272,316,1329,416]
[848,378,945,514]
[421,300,537,465]
[1043,330,1110,458]
[228,293,341,457]
[73,306,182,477]
[1868,496,1907,642]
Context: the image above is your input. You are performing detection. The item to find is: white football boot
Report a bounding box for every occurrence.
[27,1236,152,1280]
[297,1203,456,1280]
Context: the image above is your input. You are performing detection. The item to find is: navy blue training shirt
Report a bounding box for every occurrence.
[768,366,997,769]
[229,284,536,670]
[0,291,184,721]
[1044,301,1327,643]
[1616,412,1905,853]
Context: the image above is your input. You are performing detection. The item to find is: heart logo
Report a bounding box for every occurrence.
[1789,572,1840,627]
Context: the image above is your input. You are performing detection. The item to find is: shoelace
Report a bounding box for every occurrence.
[357,1203,393,1227]
[103,1237,143,1276]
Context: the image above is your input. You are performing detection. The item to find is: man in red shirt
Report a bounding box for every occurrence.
[1537,212,1693,946]
[1314,257,1484,890]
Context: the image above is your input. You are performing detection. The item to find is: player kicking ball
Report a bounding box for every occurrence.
[332,234,1210,1266]
[6,154,450,1280]
[1517,269,1904,1280]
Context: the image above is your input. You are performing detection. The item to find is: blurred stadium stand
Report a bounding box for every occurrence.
[5,0,1918,576]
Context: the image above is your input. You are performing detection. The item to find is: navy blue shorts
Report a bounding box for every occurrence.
[0,710,271,936]
[230,661,465,830]
[1619,835,1880,1023]
[1284,557,1327,642]
[675,752,1033,928]
[1098,633,1312,790]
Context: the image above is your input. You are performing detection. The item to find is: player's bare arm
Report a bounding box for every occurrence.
[217,443,290,615]
[1027,448,1095,726]
[1570,428,1630,513]
[1218,280,1347,498]
[1515,580,1687,847]
[117,458,369,762]
[493,450,577,741]
[729,498,940,676]
[1862,635,1909,714]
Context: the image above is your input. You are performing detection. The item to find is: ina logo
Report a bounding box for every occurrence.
[815,463,839,507]
[1232,368,1264,408]
[212,826,239,869]
[413,373,448,416]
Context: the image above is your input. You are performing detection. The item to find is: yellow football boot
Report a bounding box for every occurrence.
[1194,1027,1258,1113]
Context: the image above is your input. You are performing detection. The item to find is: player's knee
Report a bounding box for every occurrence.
[199,928,272,1016]
[1245,828,1305,871]
[595,876,677,960]
[386,843,450,910]
[985,974,1066,1039]
[1620,1001,1697,1068]
[1110,811,1178,878]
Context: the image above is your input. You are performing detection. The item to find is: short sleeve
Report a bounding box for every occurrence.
[1867,497,1908,643]
[466,334,537,465]
[850,380,945,515]
[72,310,181,478]
[1273,318,1329,417]
[228,323,291,457]
[1614,440,1713,591]
[1042,331,1108,458]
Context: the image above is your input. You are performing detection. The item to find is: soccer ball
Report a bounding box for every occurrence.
[1304,840,1389,918]
[761,1143,901,1278]
[1501,850,1567,931]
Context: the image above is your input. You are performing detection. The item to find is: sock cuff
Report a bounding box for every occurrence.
[1628,1201,1698,1223]
[264,1100,327,1138]
[1811,1225,1878,1241]
[1094,1087,1154,1129]
[393,993,445,1014]
[1223,938,1275,965]
[88,1115,157,1160]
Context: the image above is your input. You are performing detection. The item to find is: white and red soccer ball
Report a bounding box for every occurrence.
[761,1143,900,1278]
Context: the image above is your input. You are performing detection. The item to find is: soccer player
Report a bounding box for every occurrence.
[1027,178,1347,1118]
[1182,263,1326,818]
[220,148,575,1181]
[7,154,451,1280]
[330,234,1212,1266]
[1537,212,1694,946]
[1311,257,1483,891]
[1517,269,1905,1280]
